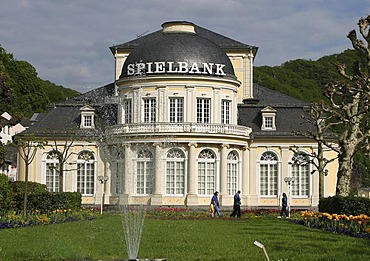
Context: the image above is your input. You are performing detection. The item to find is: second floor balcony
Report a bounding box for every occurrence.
[106,122,252,137]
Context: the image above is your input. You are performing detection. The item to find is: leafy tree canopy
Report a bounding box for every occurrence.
[0,45,80,118]
[254,49,360,102]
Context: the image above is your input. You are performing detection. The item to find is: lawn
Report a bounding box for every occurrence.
[0,214,369,260]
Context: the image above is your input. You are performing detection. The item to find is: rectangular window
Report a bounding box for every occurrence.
[166,161,185,195]
[46,163,59,192]
[144,98,156,123]
[175,162,185,194]
[264,116,273,129]
[115,161,123,194]
[145,161,154,194]
[77,162,94,195]
[221,100,230,124]
[292,164,309,196]
[136,161,154,195]
[197,162,206,194]
[124,99,132,124]
[227,162,237,195]
[136,162,145,194]
[84,115,92,127]
[206,162,215,195]
[169,98,184,122]
[260,164,277,196]
[166,162,175,194]
[196,98,210,123]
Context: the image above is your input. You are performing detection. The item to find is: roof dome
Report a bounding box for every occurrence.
[120,21,235,79]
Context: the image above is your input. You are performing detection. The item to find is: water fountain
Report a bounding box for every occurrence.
[119,205,167,261]
[120,205,146,261]
[101,137,166,261]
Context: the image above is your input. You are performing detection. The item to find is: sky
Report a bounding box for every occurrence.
[0,1,369,93]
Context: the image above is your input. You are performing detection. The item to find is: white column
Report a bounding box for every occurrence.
[220,143,229,196]
[242,145,249,195]
[153,142,163,195]
[186,142,198,205]
[120,143,131,205]
[151,142,163,205]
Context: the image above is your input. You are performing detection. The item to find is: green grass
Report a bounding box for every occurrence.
[0,214,369,260]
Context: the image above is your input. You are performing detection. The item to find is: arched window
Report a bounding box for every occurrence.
[166,148,185,195]
[197,149,216,195]
[259,151,278,196]
[45,150,60,192]
[227,151,239,195]
[77,150,95,195]
[291,153,310,196]
[136,149,154,195]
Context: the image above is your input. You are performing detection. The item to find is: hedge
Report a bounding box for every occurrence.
[0,180,83,213]
[12,191,82,213]
[0,174,12,211]
[11,181,47,194]
[319,196,370,216]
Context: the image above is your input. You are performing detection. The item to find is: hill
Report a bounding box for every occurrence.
[0,45,80,118]
[254,49,360,102]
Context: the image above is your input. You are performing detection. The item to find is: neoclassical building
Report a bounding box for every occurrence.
[18,21,338,208]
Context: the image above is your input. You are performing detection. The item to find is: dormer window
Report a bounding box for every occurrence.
[261,106,276,131]
[84,115,92,127]
[80,105,95,129]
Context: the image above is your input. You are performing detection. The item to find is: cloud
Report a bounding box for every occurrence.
[0,0,369,93]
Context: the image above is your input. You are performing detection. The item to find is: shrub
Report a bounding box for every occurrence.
[0,174,12,212]
[12,191,82,213]
[319,196,370,215]
[10,181,47,194]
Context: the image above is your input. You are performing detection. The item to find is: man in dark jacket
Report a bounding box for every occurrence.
[279,192,289,218]
[230,190,241,217]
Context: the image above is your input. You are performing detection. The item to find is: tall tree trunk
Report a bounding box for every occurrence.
[336,140,355,196]
[23,162,29,216]
[317,140,325,199]
[59,164,64,192]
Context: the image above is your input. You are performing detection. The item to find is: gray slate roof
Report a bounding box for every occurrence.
[110,24,258,54]
[120,32,236,79]
[23,83,117,137]
[238,84,314,137]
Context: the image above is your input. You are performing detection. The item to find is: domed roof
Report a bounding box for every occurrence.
[120,21,235,79]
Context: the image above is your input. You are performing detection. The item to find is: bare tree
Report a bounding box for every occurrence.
[293,101,338,199]
[327,15,370,196]
[294,15,370,197]
[15,134,47,216]
[298,16,370,197]
[46,135,94,192]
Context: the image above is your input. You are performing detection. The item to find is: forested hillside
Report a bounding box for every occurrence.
[0,45,80,118]
[254,49,359,102]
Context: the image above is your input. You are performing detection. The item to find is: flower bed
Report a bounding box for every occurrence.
[0,208,98,229]
[295,210,370,239]
[146,207,209,219]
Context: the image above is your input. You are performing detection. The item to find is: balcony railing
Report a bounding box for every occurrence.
[106,122,251,137]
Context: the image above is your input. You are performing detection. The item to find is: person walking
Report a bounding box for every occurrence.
[230,190,241,218]
[211,191,222,217]
[279,192,289,218]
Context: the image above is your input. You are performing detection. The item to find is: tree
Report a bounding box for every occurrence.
[14,134,47,215]
[46,137,93,192]
[293,101,338,199]
[317,15,370,196]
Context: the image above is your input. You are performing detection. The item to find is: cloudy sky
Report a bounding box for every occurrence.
[0,1,369,93]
